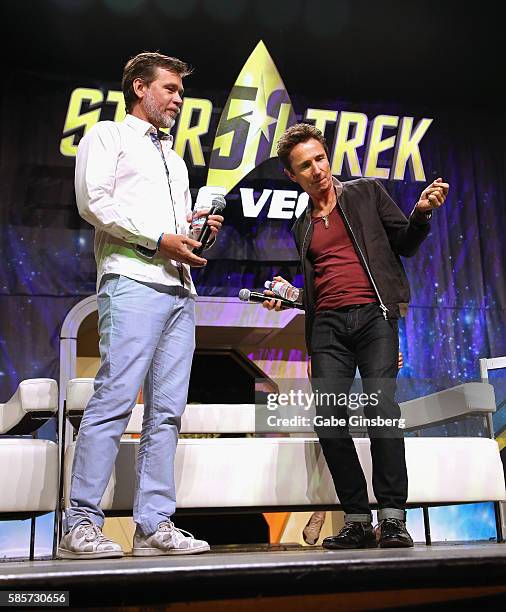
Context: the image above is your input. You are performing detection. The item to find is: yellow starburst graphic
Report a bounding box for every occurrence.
[207,40,296,194]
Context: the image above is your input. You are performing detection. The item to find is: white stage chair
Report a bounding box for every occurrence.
[479,357,506,541]
[62,379,506,544]
[0,379,59,559]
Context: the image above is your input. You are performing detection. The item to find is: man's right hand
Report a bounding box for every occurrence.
[158,233,207,267]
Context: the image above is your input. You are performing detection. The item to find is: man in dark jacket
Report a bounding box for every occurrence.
[264,123,448,549]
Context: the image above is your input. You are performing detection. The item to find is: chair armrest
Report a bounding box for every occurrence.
[66,378,94,414]
[71,379,496,435]
[65,378,94,430]
[125,403,258,434]
[400,382,496,432]
[0,378,58,435]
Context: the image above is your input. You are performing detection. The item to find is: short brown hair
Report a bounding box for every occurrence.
[277,123,329,171]
[122,51,193,113]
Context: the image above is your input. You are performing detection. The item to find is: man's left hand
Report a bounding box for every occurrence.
[415,177,449,214]
[207,214,224,237]
[187,211,224,238]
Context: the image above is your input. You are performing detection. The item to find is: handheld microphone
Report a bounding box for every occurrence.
[192,196,226,256]
[238,288,302,310]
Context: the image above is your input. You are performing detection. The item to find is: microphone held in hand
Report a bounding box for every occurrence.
[192,196,226,256]
[238,288,302,310]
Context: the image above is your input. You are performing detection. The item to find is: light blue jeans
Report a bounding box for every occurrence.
[65,274,195,536]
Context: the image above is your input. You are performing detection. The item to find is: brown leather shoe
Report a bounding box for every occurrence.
[303,511,326,545]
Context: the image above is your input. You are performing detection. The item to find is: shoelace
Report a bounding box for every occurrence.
[381,518,403,529]
[158,520,196,540]
[339,522,361,537]
[83,522,109,544]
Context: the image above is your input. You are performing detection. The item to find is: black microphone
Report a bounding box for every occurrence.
[238,288,302,309]
[192,196,226,256]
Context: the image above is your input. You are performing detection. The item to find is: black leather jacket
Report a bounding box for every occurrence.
[291,178,431,354]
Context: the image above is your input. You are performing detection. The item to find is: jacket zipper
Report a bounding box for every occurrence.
[300,215,314,309]
[336,197,389,319]
[301,218,312,269]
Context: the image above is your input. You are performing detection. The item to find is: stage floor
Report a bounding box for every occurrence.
[1,543,506,608]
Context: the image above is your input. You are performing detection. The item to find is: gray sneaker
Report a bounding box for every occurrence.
[132,520,210,556]
[58,521,124,560]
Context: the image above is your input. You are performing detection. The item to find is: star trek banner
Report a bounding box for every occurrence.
[0,40,505,399]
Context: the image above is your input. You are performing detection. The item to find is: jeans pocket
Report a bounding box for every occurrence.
[98,274,121,299]
[312,318,334,352]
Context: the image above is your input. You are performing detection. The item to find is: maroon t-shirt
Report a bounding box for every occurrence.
[308,206,376,312]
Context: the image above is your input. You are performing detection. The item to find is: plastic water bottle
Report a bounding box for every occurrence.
[191,201,210,238]
[191,186,226,238]
[264,280,300,302]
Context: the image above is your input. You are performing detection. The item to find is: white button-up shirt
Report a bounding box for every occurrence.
[75,114,196,293]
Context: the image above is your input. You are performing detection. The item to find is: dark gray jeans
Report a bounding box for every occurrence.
[311,302,407,522]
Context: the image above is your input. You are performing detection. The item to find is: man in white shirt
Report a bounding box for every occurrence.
[59,52,223,559]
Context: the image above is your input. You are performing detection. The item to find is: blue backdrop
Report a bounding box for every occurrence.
[0,68,505,553]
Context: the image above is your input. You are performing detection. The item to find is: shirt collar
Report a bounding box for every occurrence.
[332,176,344,197]
[124,114,174,147]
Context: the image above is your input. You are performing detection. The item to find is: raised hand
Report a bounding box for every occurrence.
[416,177,449,214]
